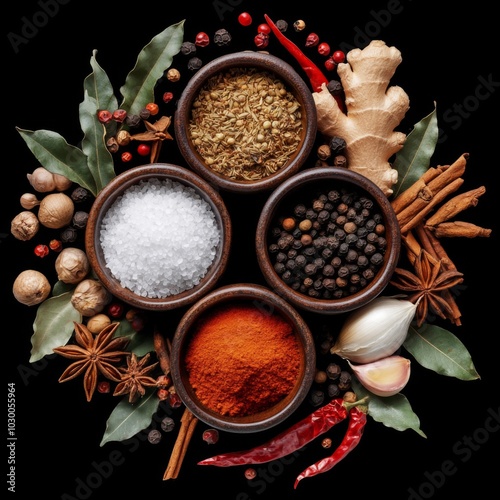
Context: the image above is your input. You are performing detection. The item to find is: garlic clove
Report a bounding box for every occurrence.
[330,296,417,363]
[348,355,411,397]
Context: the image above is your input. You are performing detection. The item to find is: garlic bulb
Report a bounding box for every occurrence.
[348,355,411,397]
[331,296,417,363]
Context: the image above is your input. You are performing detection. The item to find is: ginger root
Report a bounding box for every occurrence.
[313,40,410,196]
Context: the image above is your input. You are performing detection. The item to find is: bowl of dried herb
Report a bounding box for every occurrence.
[174,51,317,193]
[255,167,401,314]
[85,163,232,311]
[170,283,316,433]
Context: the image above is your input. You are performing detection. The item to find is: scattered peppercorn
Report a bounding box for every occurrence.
[147,429,162,444]
[162,91,174,103]
[49,239,63,252]
[107,302,124,319]
[139,108,151,120]
[195,32,210,47]
[137,143,151,156]
[34,244,49,258]
[161,417,175,432]
[318,42,331,56]
[254,32,269,48]
[60,226,78,243]
[213,28,231,46]
[97,381,110,394]
[202,429,219,444]
[97,110,112,124]
[324,57,337,71]
[121,151,133,163]
[180,41,196,55]
[112,109,127,123]
[305,33,319,47]
[327,79,343,97]
[293,19,306,31]
[276,19,288,32]
[125,114,141,128]
[244,468,257,480]
[166,68,181,82]
[322,437,333,448]
[309,389,325,407]
[238,12,252,26]
[146,102,159,115]
[329,136,347,155]
[187,57,203,71]
[257,23,271,35]
[72,211,89,229]
[332,50,346,64]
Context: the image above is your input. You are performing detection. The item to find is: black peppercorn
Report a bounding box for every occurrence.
[161,417,175,432]
[187,57,203,71]
[72,211,89,229]
[309,389,325,407]
[326,79,343,96]
[293,204,307,217]
[71,187,90,203]
[329,136,347,155]
[180,41,196,55]
[60,226,78,243]
[125,114,141,128]
[213,28,232,46]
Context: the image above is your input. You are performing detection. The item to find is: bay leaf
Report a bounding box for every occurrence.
[120,21,184,116]
[79,91,116,193]
[392,104,438,198]
[404,323,480,381]
[83,49,118,112]
[52,280,74,297]
[16,127,97,196]
[100,389,159,445]
[114,320,155,356]
[30,291,81,362]
[352,378,426,437]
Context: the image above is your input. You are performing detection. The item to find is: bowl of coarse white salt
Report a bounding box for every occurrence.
[85,164,232,311]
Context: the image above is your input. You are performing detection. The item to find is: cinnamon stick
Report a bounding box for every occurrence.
[399,177,464,234]
[153,327,171,377]
[429,221,492,238]
[163,408,198,480]
[425,186,486,227]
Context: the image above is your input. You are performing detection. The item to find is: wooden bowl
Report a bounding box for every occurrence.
[174,51,317,193]
[85,163,231,311]
[170,283,316,433]
[256,167,401,314]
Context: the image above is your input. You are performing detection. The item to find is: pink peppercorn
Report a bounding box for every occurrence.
[195,32,210,47]
[332,50,346,64]
[238,12,252,26]
[254,32,269,48]
[318,42,331,56]
[34,244,49,258]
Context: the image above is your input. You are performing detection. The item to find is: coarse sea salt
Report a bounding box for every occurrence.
[99,177,220,298]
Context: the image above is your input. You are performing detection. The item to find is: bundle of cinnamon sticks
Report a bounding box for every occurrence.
[391,153,491,326]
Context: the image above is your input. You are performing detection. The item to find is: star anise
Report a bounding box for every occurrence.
[53,322,129,402]
[113,352,159,403]
[390,249,464,327]
[130,115,173,162]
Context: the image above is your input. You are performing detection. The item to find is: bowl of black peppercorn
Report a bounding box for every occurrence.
[256,167,401,314]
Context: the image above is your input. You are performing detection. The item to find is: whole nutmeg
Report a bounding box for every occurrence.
[86,313,112,334]
[55,247,90,284]
[11,211,40,240]
[13,269,51,306]
[27,167,56,192]
[38,193,74,229]
[53,172,73,191]
[71,279,112,316]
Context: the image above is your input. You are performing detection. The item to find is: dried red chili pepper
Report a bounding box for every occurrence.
[294,405,368,488]
[198,397,363,467]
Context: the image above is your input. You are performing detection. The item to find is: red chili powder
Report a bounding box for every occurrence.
[184,302,302,417]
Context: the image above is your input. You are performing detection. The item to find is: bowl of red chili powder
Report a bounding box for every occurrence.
[170,283,316,433]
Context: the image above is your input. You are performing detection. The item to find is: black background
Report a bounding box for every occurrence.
[3,1,499,498]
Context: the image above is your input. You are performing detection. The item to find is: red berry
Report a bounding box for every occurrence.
[318,42,331,56]
[202,429,219,444]
[254,32,269,48]
[34,244,49,258]
[244,468,257,480]
[195,32,210,47]
[137,143,151,156]
[305,33,319,47]
[238,12,252,26]
[121,151,133,163]
[257,23,271,35]
[97,110,113,124]
[97,381,110,394]
[49,239,63,252]
[324,57,337,71]
[112,109,127,123]
[145,102,159,115]
[332,50,345,64]
[162,91,174,103]
[107,302,124,318]
[167,392,182,408]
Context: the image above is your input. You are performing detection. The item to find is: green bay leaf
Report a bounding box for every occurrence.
[353,378,426,437]
[404,323,480,381]
[79,91,116,193]
[84,49,118,112]
[120,21,184,115]
[100,390,159,446]
[16,127,97,196]
[30,292,81,362]
[392,104,438,198]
